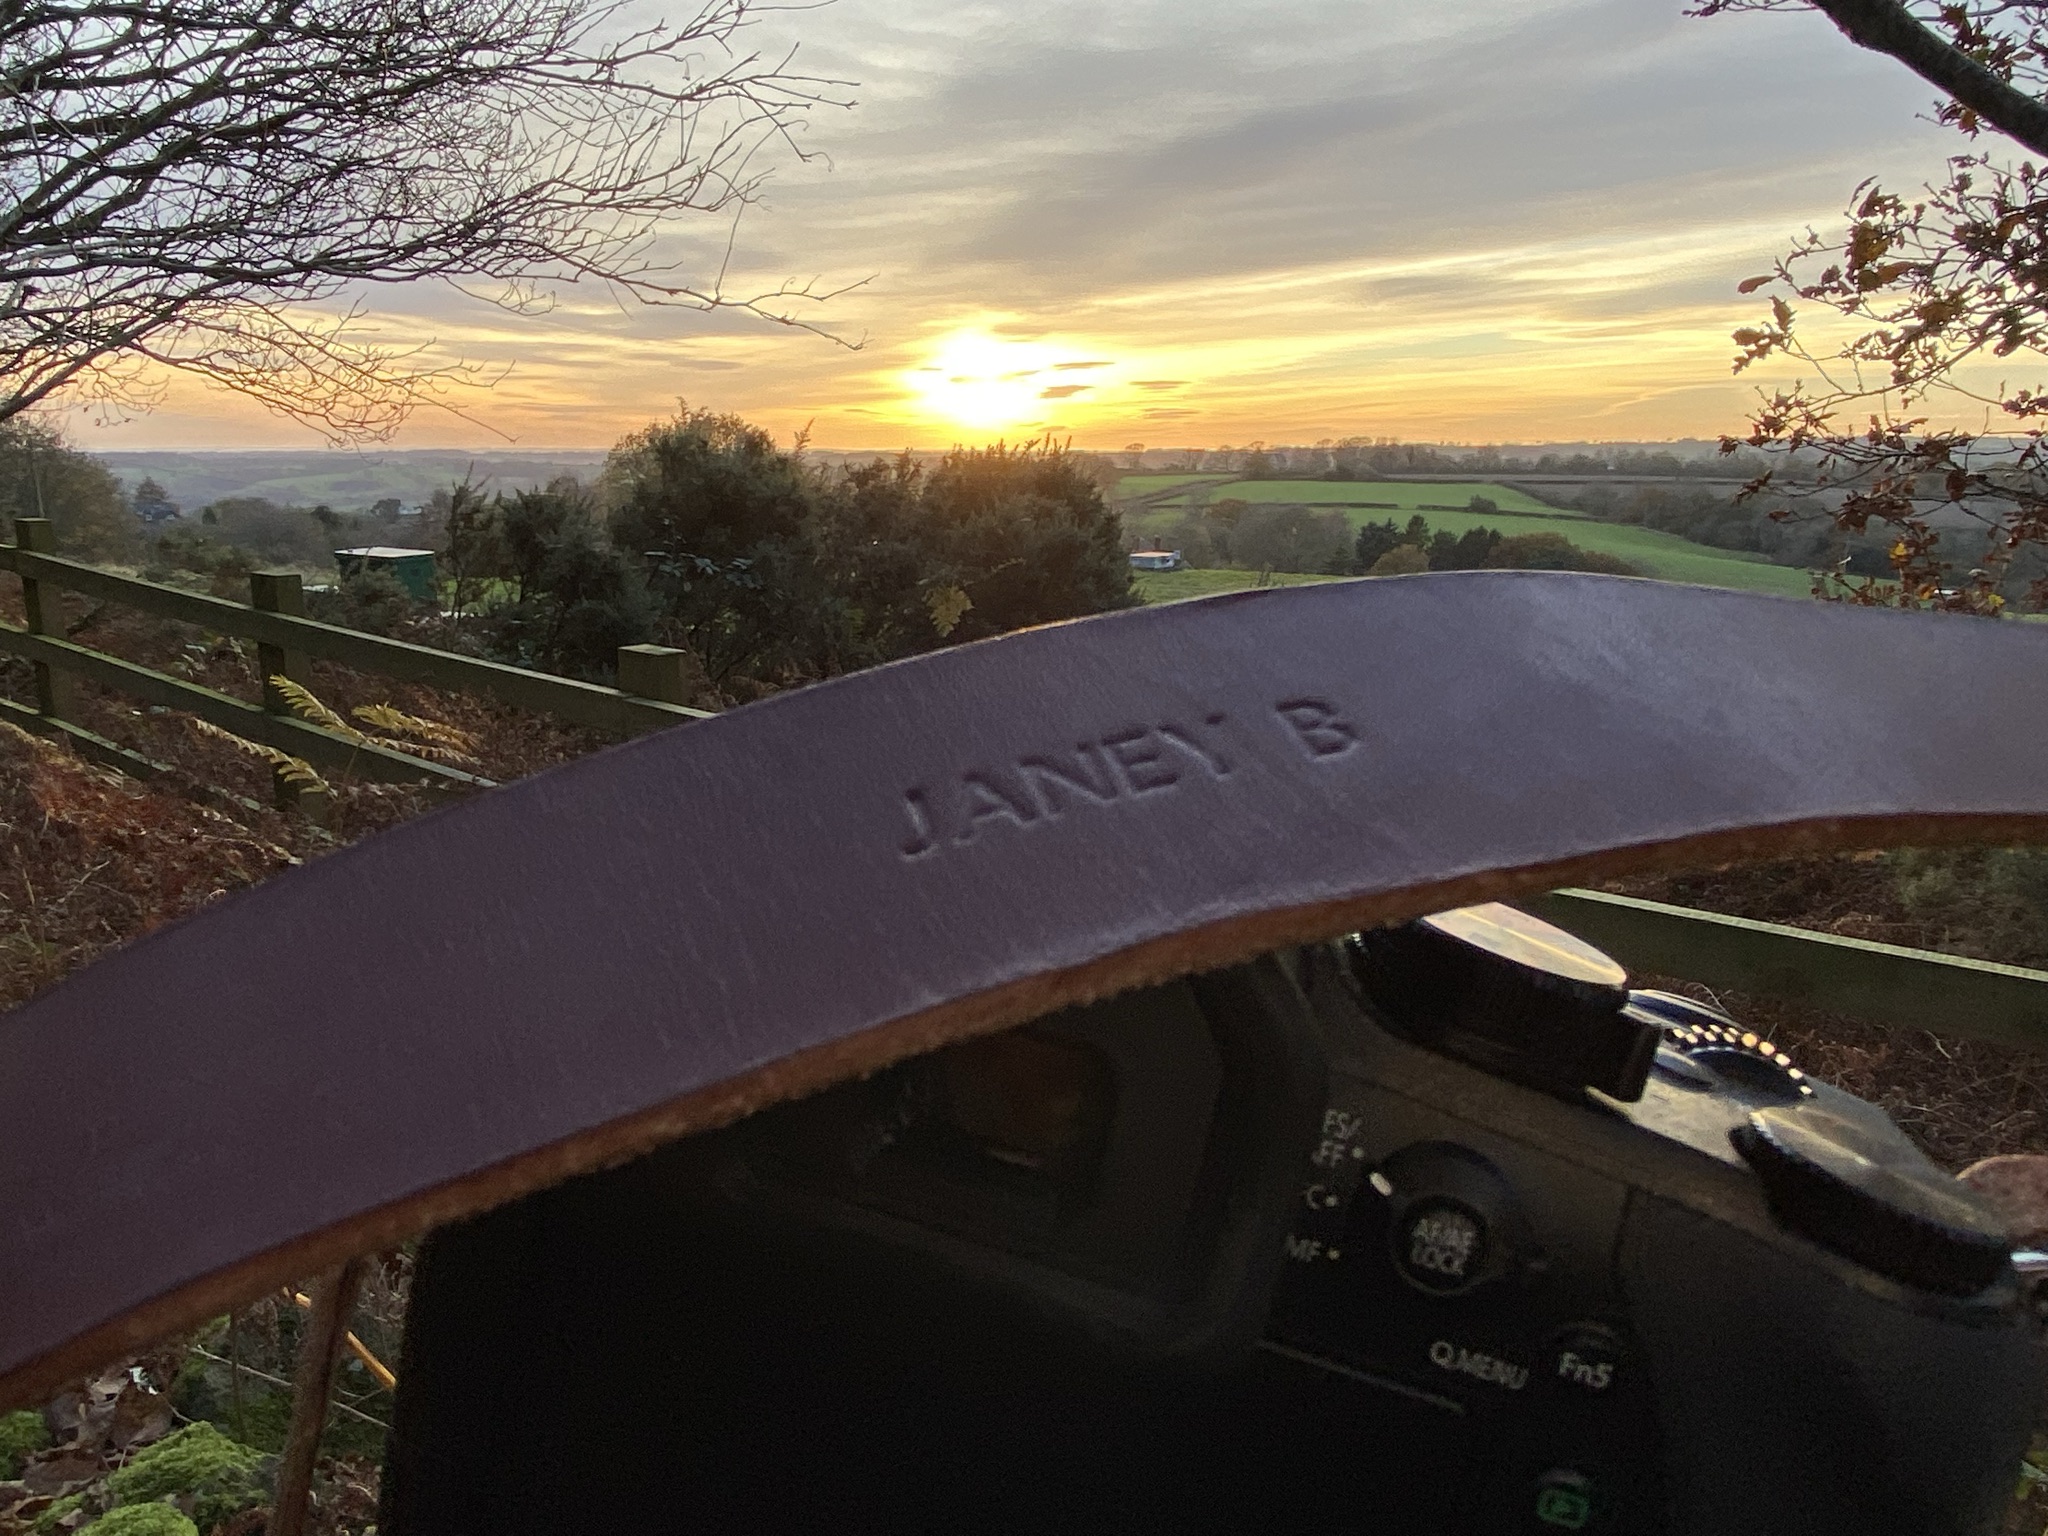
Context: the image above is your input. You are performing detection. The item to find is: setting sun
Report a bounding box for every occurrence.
[904,331,1111,433]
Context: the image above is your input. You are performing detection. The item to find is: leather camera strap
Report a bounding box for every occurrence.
[7,572,2048,1409]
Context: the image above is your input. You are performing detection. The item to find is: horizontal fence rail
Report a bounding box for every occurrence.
[1523,888,2048,1050]
[0,539,713,737]
[0,520,711,808]
[0,621,491,789]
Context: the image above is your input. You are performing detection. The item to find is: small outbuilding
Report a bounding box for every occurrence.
[334,546,438,602]
[1128,549,1185,572]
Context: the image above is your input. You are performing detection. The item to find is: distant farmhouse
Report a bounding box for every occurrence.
[1128,549,1185,571]
[131,476,180,524]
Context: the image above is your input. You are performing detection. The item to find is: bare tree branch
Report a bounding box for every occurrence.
[1818,0,2048,153]
[1696,0,2048,150]
[0,0,858,441]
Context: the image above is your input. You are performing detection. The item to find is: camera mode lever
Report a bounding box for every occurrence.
[1348,904,1659,1103]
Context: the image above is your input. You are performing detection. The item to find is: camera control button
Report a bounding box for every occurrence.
[1544,1323,1625,1393]
[1530,1467,1601,1531]
[1373,1141,1532,1295]
[1395,1197,1489,1293]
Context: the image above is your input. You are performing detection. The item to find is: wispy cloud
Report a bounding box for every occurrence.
[69,0,1963,450]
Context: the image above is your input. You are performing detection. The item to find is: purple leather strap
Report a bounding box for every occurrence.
[6,572,2048,1408]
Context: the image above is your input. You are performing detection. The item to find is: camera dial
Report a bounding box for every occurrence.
[1733,1103,2015,1295]
[1626,989,1815,1103]
[1348,904,1660,1103]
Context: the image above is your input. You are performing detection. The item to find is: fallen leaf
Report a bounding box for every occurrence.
[107,1383,174,1450]
[20,1448,99,1494]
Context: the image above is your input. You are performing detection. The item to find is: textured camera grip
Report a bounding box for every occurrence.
[1620,1193,2040,1534]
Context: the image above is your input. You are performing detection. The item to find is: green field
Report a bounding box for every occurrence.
[1123,478,1565,516]
[1117,474,1238,497]
[1132,517,1814,600]
[1367,510,1814,596]
[1135,554,1810,605]
[1132,569,1348,602]
[1123,482,1814,599]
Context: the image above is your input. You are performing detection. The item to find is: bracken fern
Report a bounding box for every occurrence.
[188,718,330,792]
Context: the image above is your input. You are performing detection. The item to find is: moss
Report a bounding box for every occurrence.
[0,1407,50,1478]
[166,1354,220,1428]
[31,1493,87,1534]
[209,1386,292,1456]
[186,1372,384,1463]
[82,1507,198,1536]
[104,1424,265,1534]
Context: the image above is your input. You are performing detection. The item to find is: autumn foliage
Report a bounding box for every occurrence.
[1707,0,2048,612]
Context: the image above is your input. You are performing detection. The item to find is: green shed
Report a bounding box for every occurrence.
[334,546,438,602]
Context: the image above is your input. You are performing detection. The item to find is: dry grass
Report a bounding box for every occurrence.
[0,582,617,1013]
[0,723,306,1012]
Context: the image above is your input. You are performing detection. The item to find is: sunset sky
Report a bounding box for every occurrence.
[66,0,1965,454]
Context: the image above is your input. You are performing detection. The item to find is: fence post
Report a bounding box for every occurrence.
[250,570,325,817]
[616,643,693,706]
[270,1257,368,1536]
[15,518,77,723]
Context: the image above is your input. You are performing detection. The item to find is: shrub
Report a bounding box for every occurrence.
[0,1408,49,1477]
[82,1506,198,1536]
[604,408,815,683]
[1893,849,2048,967]
[918,441,1136,642]
[476,487,653,679]
[30,1493,84,1533]
[193,498,358,566]
[1485,532,1640,577]
[145,527,258,595]
[104,1423,267,1533]
[307,568,418,637]
[605,421,1135,682]
[1227,504,1351,574]
[1368,544,1430,576]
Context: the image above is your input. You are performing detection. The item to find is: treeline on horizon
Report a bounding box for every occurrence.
[3,413,2037,640]
[1119,439,1785,483]
[1155,497,1645,579]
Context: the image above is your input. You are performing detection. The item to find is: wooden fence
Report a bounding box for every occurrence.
[0,518,710,804]
[1525,888,2048,1051]
[6,519,2047,1042]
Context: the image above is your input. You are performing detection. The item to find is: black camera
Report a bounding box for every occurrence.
[383,905,2043,1535]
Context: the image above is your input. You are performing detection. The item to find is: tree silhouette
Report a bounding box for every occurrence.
[0,0,852,441]
[1702,0,2048,610]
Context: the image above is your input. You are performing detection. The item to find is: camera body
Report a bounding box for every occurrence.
[384,908,2043,1535]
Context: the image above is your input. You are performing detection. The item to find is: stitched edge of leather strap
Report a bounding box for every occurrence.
[4,808,2036,1413]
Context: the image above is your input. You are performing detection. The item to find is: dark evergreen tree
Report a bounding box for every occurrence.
[132,476,179,523]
